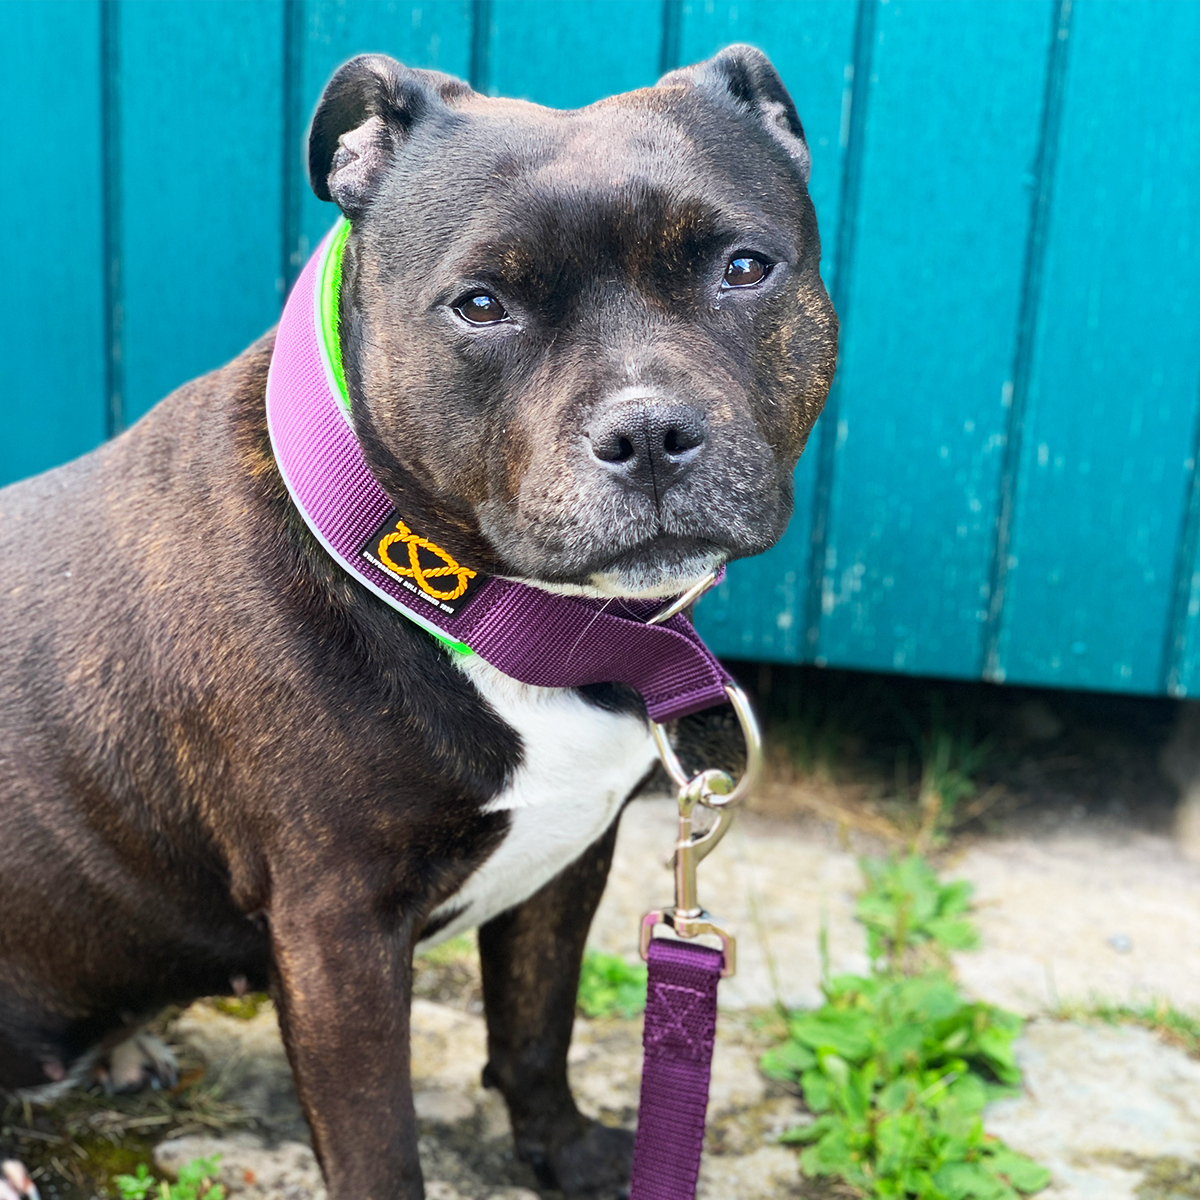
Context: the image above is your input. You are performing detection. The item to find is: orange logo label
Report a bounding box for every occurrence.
[376,517,477,602]
[359,509,487,617]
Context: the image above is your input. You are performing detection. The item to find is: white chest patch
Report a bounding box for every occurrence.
[421,653,658,948]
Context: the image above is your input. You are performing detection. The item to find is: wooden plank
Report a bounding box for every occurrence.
[487,0,664,108]
[677,0,855,290]
[809,0,1052,678]
[295,1,474,266]
[992,0,1200,693]
[1168,457,1200,697]
[118,1,286,425]
[0,1,106,486]
[680,1,858,661]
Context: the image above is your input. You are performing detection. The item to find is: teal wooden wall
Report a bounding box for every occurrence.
[4,0,1198,697]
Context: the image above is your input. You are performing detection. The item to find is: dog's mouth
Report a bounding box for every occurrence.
[478,479,781,599]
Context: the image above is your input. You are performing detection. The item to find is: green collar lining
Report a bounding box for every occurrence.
[317,218,352,414]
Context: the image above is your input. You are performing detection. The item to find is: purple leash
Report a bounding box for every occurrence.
[267,226,764,1200]
[630,939,724,1199]
[629,697,763,1199]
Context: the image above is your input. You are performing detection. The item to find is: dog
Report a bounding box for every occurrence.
[0,45,836,1199]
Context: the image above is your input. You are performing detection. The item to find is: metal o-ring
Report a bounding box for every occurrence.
[651,682,763,807]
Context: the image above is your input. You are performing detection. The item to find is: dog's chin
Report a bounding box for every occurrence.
[586,545,726,599]
[511,540,727,601]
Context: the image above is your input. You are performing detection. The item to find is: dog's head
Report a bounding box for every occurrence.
[308,46,837,598]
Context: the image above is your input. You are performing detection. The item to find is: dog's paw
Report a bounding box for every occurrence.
[95,1031,179,1094]
[0,1158,40,1200]
[518,1119,633,1199]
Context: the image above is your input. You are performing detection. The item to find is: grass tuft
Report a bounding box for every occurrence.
[1049,997,1200,1059]
[206,995,270,1022]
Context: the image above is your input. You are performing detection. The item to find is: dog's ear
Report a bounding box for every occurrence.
[308,54,472,218]
[658,44,811,184]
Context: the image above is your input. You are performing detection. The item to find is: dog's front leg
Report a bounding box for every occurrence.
[271,898,422,1200]
[479,818,633,1197]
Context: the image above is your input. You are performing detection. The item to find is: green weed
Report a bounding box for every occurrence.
[856,855,978,975]
[207,994,270,1021]
[577,949,648,1019]
[113,1156,224,1200]
[420,932,476,966]
[764,856,1050,1200]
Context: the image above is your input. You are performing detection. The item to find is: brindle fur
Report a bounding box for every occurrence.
[0,46,836,1199]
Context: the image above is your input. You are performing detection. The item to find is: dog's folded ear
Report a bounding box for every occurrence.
[658,44,811,184]
[309,55,472,218]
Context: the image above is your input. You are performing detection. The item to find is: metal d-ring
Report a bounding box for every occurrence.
[645,568,721,626]
[639,576,763,980]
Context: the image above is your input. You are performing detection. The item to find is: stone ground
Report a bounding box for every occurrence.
[592,799,1200,1017]
[5,676,1200,1200]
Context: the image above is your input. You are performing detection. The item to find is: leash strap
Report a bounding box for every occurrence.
[629,939,724,1200]
[267,225,732,723]
[633,691,762,1197]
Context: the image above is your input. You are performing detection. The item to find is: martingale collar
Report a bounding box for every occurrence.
[265,222,733,723]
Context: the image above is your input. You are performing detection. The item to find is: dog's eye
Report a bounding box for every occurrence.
[454,293,510,325]
[722,256,770,289]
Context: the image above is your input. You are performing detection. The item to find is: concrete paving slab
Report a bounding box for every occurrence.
[987,1019,1200,1200]
[949,832,1200,1015]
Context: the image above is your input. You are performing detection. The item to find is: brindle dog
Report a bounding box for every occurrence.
[0,46,836,1200]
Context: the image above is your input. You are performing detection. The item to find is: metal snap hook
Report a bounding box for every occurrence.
[639,682,764,978]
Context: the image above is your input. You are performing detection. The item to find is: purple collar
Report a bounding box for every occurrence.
[265,226,732,723]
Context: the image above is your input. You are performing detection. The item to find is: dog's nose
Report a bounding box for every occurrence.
[587,401,706,499]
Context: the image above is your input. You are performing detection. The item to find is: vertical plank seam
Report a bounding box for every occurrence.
[101,0,124,438]
[981,0,1073,683]
[1162,385,1200,695]
[470,0,494,95]
[659,0,682,76]
[282,0,305,299]
[803,0,877,664]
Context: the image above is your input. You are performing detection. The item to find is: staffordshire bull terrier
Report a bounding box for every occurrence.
[0,44,836,1199]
